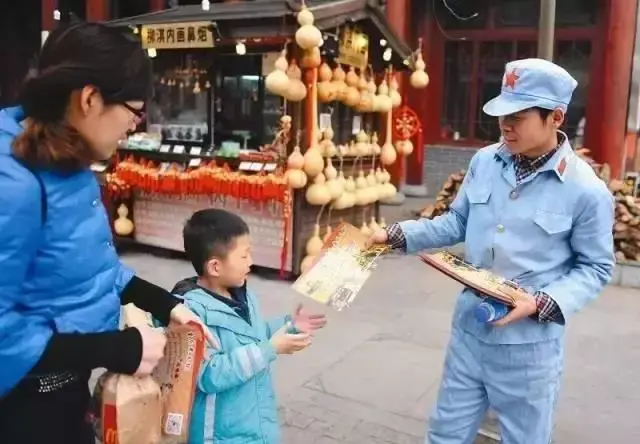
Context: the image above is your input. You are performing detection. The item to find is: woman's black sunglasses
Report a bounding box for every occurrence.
[122,102,146,121]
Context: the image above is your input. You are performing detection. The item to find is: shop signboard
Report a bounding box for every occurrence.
[141,22,214,50]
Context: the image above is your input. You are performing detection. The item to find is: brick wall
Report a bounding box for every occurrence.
[423,145,478,196]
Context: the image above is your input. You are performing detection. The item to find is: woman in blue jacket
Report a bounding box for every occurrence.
[0,22,206,444]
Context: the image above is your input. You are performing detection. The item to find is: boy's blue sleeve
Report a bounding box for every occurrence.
[265,315,292,338]
[184,299,278,394]
[198,336,277,394]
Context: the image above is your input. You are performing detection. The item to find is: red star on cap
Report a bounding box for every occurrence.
[504,68,520,89]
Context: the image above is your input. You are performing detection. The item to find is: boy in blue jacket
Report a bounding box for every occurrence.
[173,208,326,443]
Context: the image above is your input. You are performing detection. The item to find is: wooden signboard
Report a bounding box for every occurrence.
[336,25,369,70]
[141,22,214,50]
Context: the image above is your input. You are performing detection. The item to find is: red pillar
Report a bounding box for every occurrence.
[149,0,165,11]
[385,0,410,189]
[42,0,58,33]
[597,0,639,179]
[86,0,110,22]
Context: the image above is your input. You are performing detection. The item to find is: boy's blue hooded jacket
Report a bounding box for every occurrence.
[0,106,133,397]
[173,278,288,444]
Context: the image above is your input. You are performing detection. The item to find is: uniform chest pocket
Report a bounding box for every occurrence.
[466,187,491,205]
[533,211,572,235]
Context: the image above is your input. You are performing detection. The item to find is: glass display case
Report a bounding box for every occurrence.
[212,53,283,151]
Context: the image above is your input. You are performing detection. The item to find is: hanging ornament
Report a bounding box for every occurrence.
[284,59,307,102]
[295,3,323,50]
[389,68,402,108]
[114,204,134,236]
[410,38,430,89]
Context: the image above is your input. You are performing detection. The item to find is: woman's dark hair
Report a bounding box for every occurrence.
[13,20,151,169]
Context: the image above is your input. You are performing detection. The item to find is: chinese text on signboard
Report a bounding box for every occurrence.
[336,26,369,69]
[141,22,214,49]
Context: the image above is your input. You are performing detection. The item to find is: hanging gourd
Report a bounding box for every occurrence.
[354,130,370,157]
[367,70,378,112]
[295,3,323,50]
[324,158,343,200]
[286,169,308,189]
[366,168,379,203]
[356,70,374,113]
[323,205,335,243]
[410,38,430,89]
[354,167,369,206]
[304,69,326,177]
[286,132,308,189]
[375,75,393,114]
[380,109,397,165]
[371,132,381,155]
[375,167,386,200]
[305,173,332,205]
[333,170,356,210]
[347,140,357,157]
[320,126,337,157]
[265,49,291,97]
[318,62,336,103]
[389,69,402,108]
[319,62,332,82]
[114,204,134,236]
[331,65,348,102]
[379,168,397,201]
[379,217,388,229]
[284,60,307,102]
[306,223,324,257]
[343,67,361,108]
[336,155,347,189]
[301,47,322,69]
[395,139,415,156]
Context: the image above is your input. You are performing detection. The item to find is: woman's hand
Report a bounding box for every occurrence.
[169,304,216,345]
[134,325,167,376]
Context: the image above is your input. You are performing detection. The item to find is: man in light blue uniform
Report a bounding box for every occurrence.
[372,58,615,443]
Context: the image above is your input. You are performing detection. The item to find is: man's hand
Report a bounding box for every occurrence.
[170,304,216,346]
[492,295,538,327]
[366,228,389,248]
[291,304,327,333]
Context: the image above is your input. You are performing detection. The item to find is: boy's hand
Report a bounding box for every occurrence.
[291,304,327,333]
[270,327,311,355]
[366,228,389,248]
[170,304,216,346]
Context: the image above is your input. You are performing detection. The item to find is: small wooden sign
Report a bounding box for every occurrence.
[141,22,214,50]
[336,25,369,69]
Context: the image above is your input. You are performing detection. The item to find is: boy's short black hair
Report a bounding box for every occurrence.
[183,209,250,276]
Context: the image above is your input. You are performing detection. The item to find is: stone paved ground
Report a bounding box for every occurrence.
[107,198,640,443]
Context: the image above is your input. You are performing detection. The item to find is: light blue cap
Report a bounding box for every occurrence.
[483,58,578,117]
